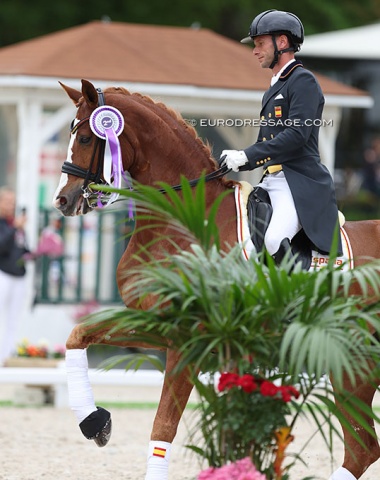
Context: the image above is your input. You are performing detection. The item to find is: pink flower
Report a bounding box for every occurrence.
[235,458,266,480]
[197,457,266,480]
[197,467,218,480]
[35,228,64,258]
[73,300,100,322]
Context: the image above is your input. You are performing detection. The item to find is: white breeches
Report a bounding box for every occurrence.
[0,270,27,363]
[257,171,302,255]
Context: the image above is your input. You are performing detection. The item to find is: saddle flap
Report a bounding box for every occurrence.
[247,187,273,253]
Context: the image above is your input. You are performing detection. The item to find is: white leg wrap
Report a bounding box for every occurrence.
[65,349,97,423]
[329,467,357,480]
[145,441,171,480]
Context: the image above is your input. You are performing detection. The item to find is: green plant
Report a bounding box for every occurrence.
[86,178,380,479]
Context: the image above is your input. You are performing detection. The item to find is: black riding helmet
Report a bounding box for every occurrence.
[241,10,304,68]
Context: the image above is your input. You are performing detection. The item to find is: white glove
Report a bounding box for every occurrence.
[220,150,249,172]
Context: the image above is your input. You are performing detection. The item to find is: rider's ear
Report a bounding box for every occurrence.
[81,79,99,109]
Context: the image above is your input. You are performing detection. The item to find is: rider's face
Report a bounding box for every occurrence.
[252,35,275,69]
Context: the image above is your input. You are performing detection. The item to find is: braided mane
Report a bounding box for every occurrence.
[105,86,234,188]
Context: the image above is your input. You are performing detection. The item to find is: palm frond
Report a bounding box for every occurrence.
[83,179,380,476]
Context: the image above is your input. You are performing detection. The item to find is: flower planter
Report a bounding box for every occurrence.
[3,357,62,368]
[3,356,64,406]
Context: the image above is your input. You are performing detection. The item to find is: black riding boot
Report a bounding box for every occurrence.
[272,238,293,266]
[272,238,311,271]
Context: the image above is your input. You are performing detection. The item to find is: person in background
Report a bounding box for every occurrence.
[0,186,29,365]
[362,136,380,197]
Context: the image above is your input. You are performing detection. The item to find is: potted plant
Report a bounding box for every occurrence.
[86,179,380,479]
[4,338,65,367]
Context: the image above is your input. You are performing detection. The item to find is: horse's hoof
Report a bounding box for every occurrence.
[79,406,112,447]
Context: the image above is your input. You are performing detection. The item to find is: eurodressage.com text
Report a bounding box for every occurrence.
[187,118,334,128]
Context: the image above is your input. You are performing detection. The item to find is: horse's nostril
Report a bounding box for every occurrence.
[59,196,67,206]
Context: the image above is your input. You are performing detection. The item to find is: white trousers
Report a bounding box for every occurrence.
[0,270,27,364]
[257,171,301,255]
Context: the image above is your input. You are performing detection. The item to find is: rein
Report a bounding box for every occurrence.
[61,88,230,205]
[161,165,230,192]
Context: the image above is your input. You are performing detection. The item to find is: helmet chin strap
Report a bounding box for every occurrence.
[269,35,295,69]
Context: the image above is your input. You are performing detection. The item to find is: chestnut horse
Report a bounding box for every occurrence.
[54,79,380,480]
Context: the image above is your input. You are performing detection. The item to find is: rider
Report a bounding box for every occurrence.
[221,10,342,264]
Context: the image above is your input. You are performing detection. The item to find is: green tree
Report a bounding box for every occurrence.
[1,0,379,47]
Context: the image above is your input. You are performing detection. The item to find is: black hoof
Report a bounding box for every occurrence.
[79,407,112,447]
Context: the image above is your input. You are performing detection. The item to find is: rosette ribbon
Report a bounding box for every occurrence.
[89,106,133,218]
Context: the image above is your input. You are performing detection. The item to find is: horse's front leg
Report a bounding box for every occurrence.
[65,321,163,448]
[329,373,380,480]
[65,323,112,447]
[145,348,194,480]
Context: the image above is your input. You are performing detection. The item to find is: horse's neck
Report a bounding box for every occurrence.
[116,95,238,261]
[120,100,214,187]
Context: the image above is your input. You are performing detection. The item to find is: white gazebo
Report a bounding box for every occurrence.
[299,22,380,156]
[301,22,380,59]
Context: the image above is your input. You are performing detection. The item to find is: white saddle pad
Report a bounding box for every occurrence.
[234,182,354,271]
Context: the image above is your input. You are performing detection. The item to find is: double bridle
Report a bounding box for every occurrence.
[61,89,107,207]
[61,88,230,207]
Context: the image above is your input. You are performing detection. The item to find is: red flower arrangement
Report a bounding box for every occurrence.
[218,372,300,403]
[193,371,300,479]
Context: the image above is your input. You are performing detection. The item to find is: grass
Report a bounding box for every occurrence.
[0,399,200,409]
[100,401,199,410]
[1,398,380,415]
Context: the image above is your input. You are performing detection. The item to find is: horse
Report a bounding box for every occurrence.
[53,79,380,480]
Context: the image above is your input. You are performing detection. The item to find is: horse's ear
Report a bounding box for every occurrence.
[59,82,82,105]
[81,79,99,109]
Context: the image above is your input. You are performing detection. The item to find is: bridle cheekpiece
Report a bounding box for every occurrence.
[61,88,129,211]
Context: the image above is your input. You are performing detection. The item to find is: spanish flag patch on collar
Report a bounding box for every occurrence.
[153,446,167,458]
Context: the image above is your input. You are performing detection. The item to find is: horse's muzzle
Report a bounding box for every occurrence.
[54,193,92,216]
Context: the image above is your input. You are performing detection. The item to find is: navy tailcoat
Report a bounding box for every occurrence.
[243,60,341,254]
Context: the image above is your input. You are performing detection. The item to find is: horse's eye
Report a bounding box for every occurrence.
[78,135,91,145]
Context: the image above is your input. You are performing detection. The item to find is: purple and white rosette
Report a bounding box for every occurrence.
[89,106,125,207]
